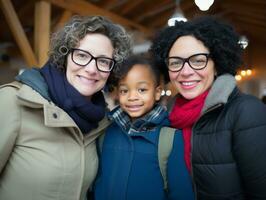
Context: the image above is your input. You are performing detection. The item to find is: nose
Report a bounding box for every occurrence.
[179,62,194,76]
[84,58,98,73]
[128,90,138,101]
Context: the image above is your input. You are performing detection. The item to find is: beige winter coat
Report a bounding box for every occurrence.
[0,81,109,200]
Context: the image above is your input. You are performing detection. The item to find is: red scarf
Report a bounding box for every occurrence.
[169,90,209,172]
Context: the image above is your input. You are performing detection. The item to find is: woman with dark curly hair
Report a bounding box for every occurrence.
[150,16,266,199]
[0,15,131,200]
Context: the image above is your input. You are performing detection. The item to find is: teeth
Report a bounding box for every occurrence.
[182,82,195,86]
[79,76,96,84]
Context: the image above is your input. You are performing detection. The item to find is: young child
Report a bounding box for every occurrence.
[94,56,194,200]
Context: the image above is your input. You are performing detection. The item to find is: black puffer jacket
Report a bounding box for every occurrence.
[190,74,266,199]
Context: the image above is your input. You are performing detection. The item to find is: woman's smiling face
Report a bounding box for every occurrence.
[66,33,114,99]
[168,35,216,100]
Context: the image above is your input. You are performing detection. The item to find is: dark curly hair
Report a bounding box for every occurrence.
[150,16,243,82]
[111,55,161,88]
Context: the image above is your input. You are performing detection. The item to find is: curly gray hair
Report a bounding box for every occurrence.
[49,15,132,72]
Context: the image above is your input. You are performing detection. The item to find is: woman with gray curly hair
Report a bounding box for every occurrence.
[0,15,132,200]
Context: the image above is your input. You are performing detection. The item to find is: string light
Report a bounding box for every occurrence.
[235,69,253,81]
[235,75,242,81]
[165,90,172,96]
[246,69,252,76]
[240,70,246,76]
[161,90,172,96]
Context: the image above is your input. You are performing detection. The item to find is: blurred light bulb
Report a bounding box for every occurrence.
[246,69,252,76]
[235,75,242,81]
[166,90,172,96]
[240,70,246,76]
[194,0,214,11]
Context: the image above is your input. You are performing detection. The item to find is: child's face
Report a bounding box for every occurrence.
[118,64,162,120]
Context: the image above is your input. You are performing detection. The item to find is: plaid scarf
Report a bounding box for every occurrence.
[110,104,166,134]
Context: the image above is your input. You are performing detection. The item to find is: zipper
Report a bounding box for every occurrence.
[190,103,223,199]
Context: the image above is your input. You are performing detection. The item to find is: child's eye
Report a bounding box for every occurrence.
[119,89,128,95]
[138,88,147,93]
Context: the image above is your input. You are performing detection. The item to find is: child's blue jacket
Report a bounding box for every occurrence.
[94,105,194,200]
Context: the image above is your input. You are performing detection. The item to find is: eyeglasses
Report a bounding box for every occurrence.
[71,48,115,73]
[165,53,211,72]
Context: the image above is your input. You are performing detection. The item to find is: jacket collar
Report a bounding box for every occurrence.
[15,68,78,127]
[202,74,236,113]
[16,83,49,107]
[16,83,110,144]
[16,68,51,101]
[16,83,77,127]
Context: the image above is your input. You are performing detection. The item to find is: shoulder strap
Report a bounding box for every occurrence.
[158,127,176,192]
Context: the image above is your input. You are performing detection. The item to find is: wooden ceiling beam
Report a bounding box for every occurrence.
[180,0,196,11]
[34,0,51,67]
[120,0,144,15]
[148,10,173,28]
[223,1,266,15]
[234,18,266,32]
[43,0,152,35]
[235,19,266,41]
[105,0,127,10]
[0,0,38,67]
[235,15,266,28]
[98,0,117,8]
[135,1,175,23]
[53,10,73,31]
[229,8,266,22]
[99,0,126,10]
[237,0,266,5]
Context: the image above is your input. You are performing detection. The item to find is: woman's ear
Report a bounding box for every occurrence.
[155,85,162,101]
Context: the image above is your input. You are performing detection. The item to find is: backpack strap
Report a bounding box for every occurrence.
[158,127,176,192]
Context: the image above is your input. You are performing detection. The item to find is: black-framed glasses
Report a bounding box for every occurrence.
[71,48,115,73]
[165,53,211,72]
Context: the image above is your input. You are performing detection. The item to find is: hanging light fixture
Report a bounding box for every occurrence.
[194,0,214,11]
[168,0,187,26]
[238,35,249,49]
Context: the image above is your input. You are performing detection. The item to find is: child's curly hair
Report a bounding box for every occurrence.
[150,16,243,82]
[113,55,161,87]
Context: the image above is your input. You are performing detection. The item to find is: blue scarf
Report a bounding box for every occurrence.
[40,62,106,134]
